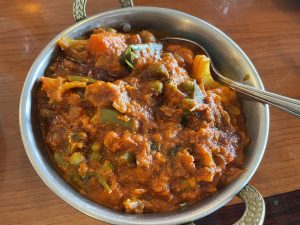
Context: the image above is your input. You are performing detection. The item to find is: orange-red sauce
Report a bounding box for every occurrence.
[38,28,249,213]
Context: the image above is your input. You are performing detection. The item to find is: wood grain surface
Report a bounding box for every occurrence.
[0,0,299,224]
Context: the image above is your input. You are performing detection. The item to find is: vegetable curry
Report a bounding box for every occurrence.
[38,28,249,213]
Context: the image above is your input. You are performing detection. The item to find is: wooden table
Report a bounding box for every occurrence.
[0,0,299,224]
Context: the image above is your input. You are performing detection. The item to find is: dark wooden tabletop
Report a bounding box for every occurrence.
[0,0,299,224]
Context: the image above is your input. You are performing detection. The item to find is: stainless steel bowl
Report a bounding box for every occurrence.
[19,2,269,225]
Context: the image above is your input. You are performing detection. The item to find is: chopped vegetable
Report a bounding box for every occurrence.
[62,81,87,93]
[58,36,87,53]
[67,75,98,84]
[87,33,127,56]
[119,152,135,165]
[91,141,101,152]
[99,108,133,129]
[103,160,115,171]
[164,83,186,106]
[57,36,88,61]
[192,80,205,104]
[181,98,198,111]
[95,173,112,193]
[178,80,204,105]
[69,168,81,181]
[70,132,86,142]
[69,152,85,165]
[178,80,195,96]
[125,59,134,70]
[121,43,163,70]
[89,152,102,162]
[53,152,67,168]
[40,77,88,102]
[68,132,87,150]
[149,80,164,94]
[148,62,169,78]
[122,46,136,70]
[192,55,219,89]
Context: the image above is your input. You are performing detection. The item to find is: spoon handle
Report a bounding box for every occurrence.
[218,75,300,118]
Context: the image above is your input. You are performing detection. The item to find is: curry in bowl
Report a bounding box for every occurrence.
[38,28,249,213]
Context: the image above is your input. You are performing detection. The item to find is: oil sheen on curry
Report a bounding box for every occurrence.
[38,28,249,213]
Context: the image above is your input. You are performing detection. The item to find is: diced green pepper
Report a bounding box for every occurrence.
[89,152,102,162]
[102,160,115,171]
[125,59,134,70]
[148,63,169,78]
[119,152,135,165]
[149,80,163,94]
[69,152,85,165]
[67,75,98,84]
[164,83,186,105]
[58,36,87,51]
[99,108,133,129]
[122,47,136,70]
[178,80,195,97]
[54,152,67,167]
[193,80,204,104]
[70,132,86,142]
[69,167,80,180]
[121,46,137,71]
[181,98,198,111]
[121,43,163,71]
[57,36,87,61]
[74,176,87,190]
[95,173,112,193]
[91,141,101,152]
[179,80,204,104]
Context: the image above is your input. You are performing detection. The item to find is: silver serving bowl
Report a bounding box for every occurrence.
[19,3,269,225]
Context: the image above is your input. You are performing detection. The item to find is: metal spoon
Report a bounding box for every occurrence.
[160,37,300,118]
